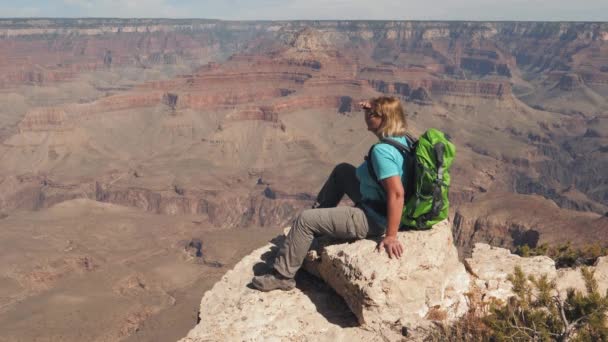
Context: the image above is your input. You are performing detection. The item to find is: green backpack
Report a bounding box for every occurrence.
[365,128,455,230]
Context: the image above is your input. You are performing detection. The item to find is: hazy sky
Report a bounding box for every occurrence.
[1,0,607,21]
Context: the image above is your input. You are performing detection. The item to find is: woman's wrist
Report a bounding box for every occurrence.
[384,225,399,237]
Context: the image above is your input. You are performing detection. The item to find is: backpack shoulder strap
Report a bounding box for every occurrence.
[365,144,380,187]
[378,137,412,155]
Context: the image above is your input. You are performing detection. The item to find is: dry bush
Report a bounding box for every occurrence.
[423,289,493,341]
[516,243,608,268]
[425,267,608,341]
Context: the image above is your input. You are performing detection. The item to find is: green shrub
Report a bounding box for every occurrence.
[485,266,608,341]
[515,243,608,268]
[427,267,608,341]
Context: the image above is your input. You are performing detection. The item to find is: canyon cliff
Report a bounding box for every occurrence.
[0,18,606,341]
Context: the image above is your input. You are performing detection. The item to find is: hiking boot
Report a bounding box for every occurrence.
[251,271,296,292]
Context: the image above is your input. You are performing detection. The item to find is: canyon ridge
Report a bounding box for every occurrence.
[0,18,606,341]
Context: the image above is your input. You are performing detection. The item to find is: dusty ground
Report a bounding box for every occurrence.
[0,199,283,342]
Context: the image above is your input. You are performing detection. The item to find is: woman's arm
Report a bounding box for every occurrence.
[377,175,405,258]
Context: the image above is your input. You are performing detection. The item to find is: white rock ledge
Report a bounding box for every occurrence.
[180,220,470,341]
[178,235,382,342]
[303,220,469,333]
[180,222,608,342]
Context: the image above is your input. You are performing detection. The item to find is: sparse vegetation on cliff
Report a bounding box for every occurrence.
[486,266,608,341]
[423,291,493,341]
[516,243,608,268]
[426,266,608,341]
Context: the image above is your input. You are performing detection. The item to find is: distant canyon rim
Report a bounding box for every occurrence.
[0,18,607,341]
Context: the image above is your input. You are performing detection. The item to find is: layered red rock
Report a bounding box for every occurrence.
[368,78,511,99]
[1,18,607,342]
[89,27,372,119]
[18,108,70,132]
[0,19,258,89]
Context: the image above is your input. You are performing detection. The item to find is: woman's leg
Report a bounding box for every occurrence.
[253,206,371,291]
[252,164,367,291]
[313,163,362,208]
[273,206,370,279]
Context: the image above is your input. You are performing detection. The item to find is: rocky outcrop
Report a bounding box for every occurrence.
[2,19,607,91]
[182,221,469,341]
[0,19,260,89]
[581,72,608,86]
[0,175,309,229]
[429,79,511,98]
[17,108,70,132]
[452,193,608,256]
[3,69,76,87]
[555,73,584,91]
[181,222,608,342]
[179,235,380,342]
[409,87,432,105]
[225,95,347,121]
[460,58,511,77]
[161,92,178,110]
[303,220,469,334]
[465,243,556,301]
[466,243,608,303]
[556,257,608,296]
[90,27,366,118]
[18,85,349,126]
[94,183,308,229]
[291,27,337,52]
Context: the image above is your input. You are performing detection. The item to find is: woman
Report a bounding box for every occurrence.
[252,96,409,292]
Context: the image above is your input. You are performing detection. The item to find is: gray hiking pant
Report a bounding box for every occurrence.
[273,163,385,278]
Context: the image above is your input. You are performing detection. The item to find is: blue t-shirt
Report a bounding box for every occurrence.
[355,136,409,228]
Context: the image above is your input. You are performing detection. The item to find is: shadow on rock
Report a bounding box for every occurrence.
[295,270,359,328]
[247,234,359,328]
[251,235,284,277]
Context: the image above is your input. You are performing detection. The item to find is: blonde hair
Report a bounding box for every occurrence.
[370,96,407,138]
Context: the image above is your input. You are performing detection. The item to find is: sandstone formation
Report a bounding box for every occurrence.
[453,193,608,256]
[182,226,608,342]
[182,221,469,342]
[408,87,432,105]
[2,21,605,225]
[556,73,585,91]
[0,174,308,229]
[368,78,510,100]
[178,238,380,341]
[466,243,608,303]
[303,220,469,333]
[555,257,608,296]
[0,19,261,89]
[465,243,556,301]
